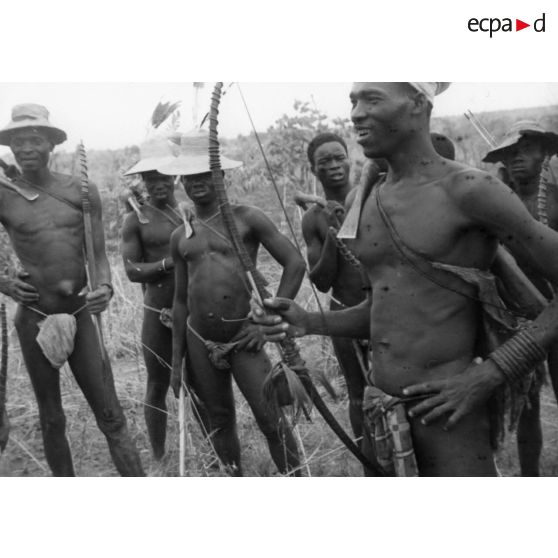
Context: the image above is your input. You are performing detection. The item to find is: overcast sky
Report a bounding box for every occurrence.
[0,83,557,155]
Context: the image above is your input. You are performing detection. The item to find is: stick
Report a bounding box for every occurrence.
[0,302,9,453]
[77,142,111,401]
[464,110,497,149]
[179,383,186,477]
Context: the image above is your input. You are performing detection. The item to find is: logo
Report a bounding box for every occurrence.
[468,13,546,37]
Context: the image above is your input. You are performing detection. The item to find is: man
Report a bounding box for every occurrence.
[162,130,305,476]
[300,132,369,440]
[483,121,558,475]
[0,104,144,476]
[121,137,181,460]
[252,83,558,476]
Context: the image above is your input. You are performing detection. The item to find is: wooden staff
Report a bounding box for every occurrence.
[77,142,111,401]
[0,301,9,453]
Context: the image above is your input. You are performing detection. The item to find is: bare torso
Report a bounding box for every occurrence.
[177,206,258,342]
[352,164,501,474]
[353,165,498,394]
[129,204,181,307]
[0,173,88,313]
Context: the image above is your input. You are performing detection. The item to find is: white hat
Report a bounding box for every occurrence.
[157,129,242,176]
[123,136,177,176]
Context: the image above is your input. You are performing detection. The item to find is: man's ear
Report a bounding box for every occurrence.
[410,92,429,116]
[309,163,317,177]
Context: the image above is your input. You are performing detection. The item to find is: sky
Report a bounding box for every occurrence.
[0,82,557,155]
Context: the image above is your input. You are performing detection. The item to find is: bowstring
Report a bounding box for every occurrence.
[235,83,332,332]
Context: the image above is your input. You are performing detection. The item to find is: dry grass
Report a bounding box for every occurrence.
[1,256,558,477]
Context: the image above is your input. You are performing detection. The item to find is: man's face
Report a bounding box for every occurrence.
[142,171,175,203]
[9,129,53,171]
[350,82,416,159]
[503,136,546,184]
[312,141,350,188]
[182,172,216,204]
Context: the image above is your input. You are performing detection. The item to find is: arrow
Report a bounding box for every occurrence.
[516,19,530,31]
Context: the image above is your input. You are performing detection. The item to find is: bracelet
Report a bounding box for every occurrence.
[488,329,547,385]
[161,258,168,273]
[99,282,114,300]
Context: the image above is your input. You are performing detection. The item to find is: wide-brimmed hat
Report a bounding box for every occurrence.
[123,136,178,176]
[483,120,558,163]
[0,103,67,146]
[157,129,242,176]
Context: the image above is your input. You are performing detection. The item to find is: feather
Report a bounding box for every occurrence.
[151,100,182,129]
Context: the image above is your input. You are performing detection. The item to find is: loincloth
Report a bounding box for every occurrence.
[143,304,173,329]
[187,319,238,370]
[362,385,418,477]
[24,304,87,369]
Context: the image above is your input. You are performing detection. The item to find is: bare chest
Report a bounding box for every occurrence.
[2,194,83,238]
[179,218,257,263]
[352,186,477,273]
[139,213,180,250]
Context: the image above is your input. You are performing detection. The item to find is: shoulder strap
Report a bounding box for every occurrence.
[15,178,82,213]
[375,182,487,304]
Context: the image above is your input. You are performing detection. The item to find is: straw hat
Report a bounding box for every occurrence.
[0,103,67,146]
[157,129,242,176]
[483,121,558,163]
[123,136,178,176]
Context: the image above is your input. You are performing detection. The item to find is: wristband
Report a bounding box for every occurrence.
[488,329,547,385]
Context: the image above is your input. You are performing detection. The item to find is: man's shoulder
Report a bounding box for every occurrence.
[439,163,500,199]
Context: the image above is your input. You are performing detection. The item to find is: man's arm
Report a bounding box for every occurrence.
[405,170,558,428]
[170,229,189,397]
[245,207,305,299]
[0,191,40,304]
[120,213,174,283]
[251,296,371,341]
[302,209,339,293]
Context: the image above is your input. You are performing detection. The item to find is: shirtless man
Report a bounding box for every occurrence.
[121,140,181,459]
[0,104,144,476]
[252,83,558,476]
[163,131,305,476]
[301,133,369,439]
[483,122,558,475]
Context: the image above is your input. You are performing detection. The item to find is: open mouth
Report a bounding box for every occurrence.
[354,126,372,142]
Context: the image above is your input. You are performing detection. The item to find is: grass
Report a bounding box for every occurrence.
[1,257,558,477]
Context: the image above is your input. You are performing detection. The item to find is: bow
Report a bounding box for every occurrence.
[208,82,381,474]
[77,142,112,409]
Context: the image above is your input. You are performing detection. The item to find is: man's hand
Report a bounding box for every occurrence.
[1,270,39,304]
[404,358,505,430]
[170,362,183,399]
[231,322,266,352]
[85,284,112,314]
[324,201,345,230]
[250,297,309,341]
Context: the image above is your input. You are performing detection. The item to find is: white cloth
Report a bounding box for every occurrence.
[408,82,450,104]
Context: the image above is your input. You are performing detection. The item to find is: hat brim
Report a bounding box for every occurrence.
[124,156,178,176]
[483,130,558,163]
[0,122,67,146]
[157,155,243,176]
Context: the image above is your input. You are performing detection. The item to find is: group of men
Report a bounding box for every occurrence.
[1,82,558,476]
